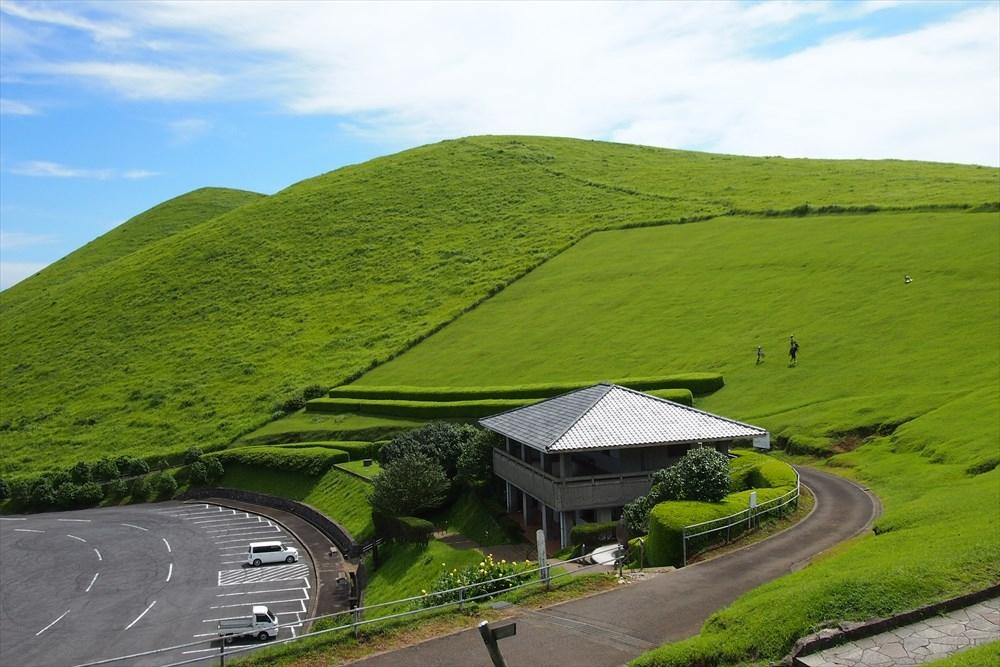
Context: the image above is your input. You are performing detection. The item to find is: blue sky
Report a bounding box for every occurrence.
[1,0,998,289]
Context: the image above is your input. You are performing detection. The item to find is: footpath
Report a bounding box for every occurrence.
[354,466,878,667]
[798,597,999,666]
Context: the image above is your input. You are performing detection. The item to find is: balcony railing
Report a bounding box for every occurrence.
[493,449,655,511]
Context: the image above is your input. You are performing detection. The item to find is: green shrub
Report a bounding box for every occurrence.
[205,457,224,482]
[423,553,530,606]
[208,446,348,476]
[155,472,178,499]
[55,482,80,508]
[183,447,203,464]
[380,422,479,478]
[570,520,618,546]
[0,478,8,500]
[76,481,104,506]
[130,475,150,500]
[372,513,435,544]
[457,429,499,486]
[29,479,56,508]
[272,440,381,460]
[69,461,92,484]
[330,373,723,401]
[306,397,535,418]
[369,450,449,516]
[91,458,120,482]
[188,461,209,486]
[108,478,128,499]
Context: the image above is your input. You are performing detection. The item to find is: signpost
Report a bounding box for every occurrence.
[536,529,549,589]
[479,620,516,667]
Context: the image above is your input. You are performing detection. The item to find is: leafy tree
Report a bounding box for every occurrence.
[188,461,209,486]
[670,447,730,502]
[55,482,80,508]
[205,457,225,482]
[8,479,31,505]
[91,457,120,482]
[156,472,178,499]
[623,495,653,535]
[183,447,204,464]
[302,384,327,400]
[130,475,150,501]
[369,450,449,517]
[69,461,92,484]
[108,478,129,499]
[29,479,56,508]
[457,428,499,487]
[76,481,104,506]
[380,421,478,479]
[0,478,9,500]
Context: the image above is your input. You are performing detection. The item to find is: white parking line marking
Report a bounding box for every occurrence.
[162,537,171,553]
[210,527,280,538]
[0,517,26,521]
[179,510,233,519]
[85,572,100,592]
[210,597,306,609]
[216,584,307,597]
[155,504,208,513]
[93,548,102,561]
[67,534,87,543]
[214,532,281,544]
[205,521,268,532]
[35,610,71,636]
[182,648,219,655]
[220,560,245,565]
[121,523,149,531]
[166,563,173,583]
[195,517,258,526]
[192,512,253,524]
[218,563,309,586]
[14,528,43,533]
[124,600,157,630]
[192,632,217,638]
[57,518,91,523]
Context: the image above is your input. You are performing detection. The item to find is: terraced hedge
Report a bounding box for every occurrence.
[207,446,348,476]
[306,388,693,419]
[331,373,722,401]
[269,440,384,460]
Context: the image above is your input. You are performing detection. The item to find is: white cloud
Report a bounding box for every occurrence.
[168,117,211,143]
[0,98,37,115]
[0,231,57,250]
[0,261,49,290]
[0,0,130,41]
[38,62,221,100]
[9,161,159,180]
[8,1,1000,164]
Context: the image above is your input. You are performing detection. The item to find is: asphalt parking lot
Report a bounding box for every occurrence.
[0,501,314,667]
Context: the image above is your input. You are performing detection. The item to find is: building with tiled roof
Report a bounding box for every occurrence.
[479,383,769,547]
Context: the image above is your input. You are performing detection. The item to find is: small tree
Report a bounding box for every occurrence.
[672,447,730,502]
[156,473,178,499]
[380,422,478,479]
[55,482,80,508]
[29,479,56,509]
[205,457,225,482]
[183,447,204,465]
[369,451,449,517]
[188,461,209,486]
[457,429,498,487]
[0,478,9,500]
[91,458,120,482]
[76,481,104,507]
[130,475,150,501]
[108,478,129,499]
[69,461,92,484]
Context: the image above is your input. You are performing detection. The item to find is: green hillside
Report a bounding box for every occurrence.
[1,136,997,477]
[0,187,263,297]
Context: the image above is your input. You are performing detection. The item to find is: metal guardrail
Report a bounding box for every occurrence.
[681,470,801,566]
[72,552,608,667]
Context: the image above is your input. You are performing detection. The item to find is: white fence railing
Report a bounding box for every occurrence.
[681,470,801,566]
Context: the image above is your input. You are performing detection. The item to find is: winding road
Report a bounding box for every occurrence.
[355,465,879,667]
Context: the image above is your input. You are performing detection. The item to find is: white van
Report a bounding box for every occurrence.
[247,540,299,567]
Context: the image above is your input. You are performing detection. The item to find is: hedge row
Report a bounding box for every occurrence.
[270,440,384,460]
[372,512,435,544]
[306,389,693,419]
[327,372,723,401]
[645,487,791,566]
[729,450,798,491]
[569,520,618,546]
[207,446,348,476]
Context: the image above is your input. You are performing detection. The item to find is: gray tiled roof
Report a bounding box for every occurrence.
[479,384,767,453]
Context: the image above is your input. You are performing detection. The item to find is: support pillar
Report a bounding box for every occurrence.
[559,511,571,549]
[541,503,548,540]
[522,492,528,526]
[505,481,514,512]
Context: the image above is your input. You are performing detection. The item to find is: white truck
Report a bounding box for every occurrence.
[218,605,279,642]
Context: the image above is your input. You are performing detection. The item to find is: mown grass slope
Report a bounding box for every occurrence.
[2,137,997,477]
[354,209,999,664]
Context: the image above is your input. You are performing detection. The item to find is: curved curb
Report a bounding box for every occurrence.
[192,500,323,629]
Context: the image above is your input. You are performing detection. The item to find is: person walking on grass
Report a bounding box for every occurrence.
[756,345,765,365]
[789,335,800,366]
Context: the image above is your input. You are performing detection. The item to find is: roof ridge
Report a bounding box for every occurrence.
[611,384,766,433]
[544,383,615,450]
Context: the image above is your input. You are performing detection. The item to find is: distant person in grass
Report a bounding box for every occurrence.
[905,274,913,284]
[756,345,765,365]
[789,336,799,366]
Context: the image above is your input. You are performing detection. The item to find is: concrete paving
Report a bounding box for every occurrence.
[798,598,999,666]
[353,466,879,667]
[0,501,314,667]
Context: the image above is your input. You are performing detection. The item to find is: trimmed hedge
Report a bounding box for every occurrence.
[372,512,435,544]
[207,446,348,476]
[328,373,723,401]
[306,389,692,419]
[646,487,790,566]
[729,449,798,491]
[271,440,383,460]
[570,520,618,546]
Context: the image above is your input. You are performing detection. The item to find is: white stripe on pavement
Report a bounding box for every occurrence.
[93,548,102,561]
[67,534,87,543]
[120,523,149,531]
[85,572,100,592]
[124,601,157,630]
[35,610,71,636]
[166,563,173,583]
[14,528,43,533]
[162,537,171,553]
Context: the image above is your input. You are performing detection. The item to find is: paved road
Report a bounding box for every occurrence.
[0,501,314,667]
[355,466,879,667]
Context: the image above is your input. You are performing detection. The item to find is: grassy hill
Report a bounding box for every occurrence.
[0,187,263,297]
[1,136,997,478]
